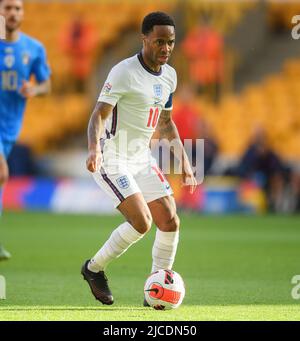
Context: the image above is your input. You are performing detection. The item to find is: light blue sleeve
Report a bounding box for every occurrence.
[31,44,51,83]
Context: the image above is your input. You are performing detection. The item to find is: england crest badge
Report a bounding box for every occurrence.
[116,175,130,189]
[153,84,162,99]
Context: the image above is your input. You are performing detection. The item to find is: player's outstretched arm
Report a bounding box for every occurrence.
[86,101,113,173]
[157,110,198,193]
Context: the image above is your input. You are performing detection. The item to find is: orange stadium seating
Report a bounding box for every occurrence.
[181,0,257,33]
[19,1,298,162]
[199,58,300,160]
[19,0,178,153]
[267,1,300,30]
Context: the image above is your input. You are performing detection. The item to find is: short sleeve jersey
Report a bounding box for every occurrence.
[98,52,177,160]
[0,32,51,142]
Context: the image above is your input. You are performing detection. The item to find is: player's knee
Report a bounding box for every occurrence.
[174,214,180,230]
[170,214,180,231]
[131,213,152,234]
[160,214,180,232]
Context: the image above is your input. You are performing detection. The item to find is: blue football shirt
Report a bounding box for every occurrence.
[0,32,51,144]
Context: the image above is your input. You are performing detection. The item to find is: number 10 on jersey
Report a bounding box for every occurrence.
[147,107,160,128]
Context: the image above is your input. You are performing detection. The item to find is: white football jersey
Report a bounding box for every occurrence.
[98,52,177,162]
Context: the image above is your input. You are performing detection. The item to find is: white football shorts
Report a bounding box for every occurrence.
[92,156,173,208]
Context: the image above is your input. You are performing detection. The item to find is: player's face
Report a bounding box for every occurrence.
[143,25,175,67]
[0,0,24,33]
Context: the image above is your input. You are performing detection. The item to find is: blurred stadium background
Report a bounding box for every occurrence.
[3,0,300,215]
[1,0,300,321]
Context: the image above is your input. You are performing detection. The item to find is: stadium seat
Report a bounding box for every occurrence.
[19,0,176,153]
[199,58,300,160]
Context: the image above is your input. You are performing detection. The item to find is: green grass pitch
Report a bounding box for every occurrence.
[0,211,300,321]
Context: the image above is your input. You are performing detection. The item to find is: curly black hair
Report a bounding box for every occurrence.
[142,11,175,35]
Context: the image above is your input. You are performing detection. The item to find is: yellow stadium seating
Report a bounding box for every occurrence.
[20,0,298,161]
[200,58,300,160]
[19,0,177,153]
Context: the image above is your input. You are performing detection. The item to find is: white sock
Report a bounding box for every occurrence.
[88,221,144,272]
[151,229,179,273]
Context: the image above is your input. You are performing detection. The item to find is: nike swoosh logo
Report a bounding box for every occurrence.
[145,288,159,294]
[154,100,162,105]
[166,185,170,190]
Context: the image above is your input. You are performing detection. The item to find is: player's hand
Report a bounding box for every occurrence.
[181,162,198,194]
[19,80,37,98]
[0,154,9,187]
[86,150,102,173]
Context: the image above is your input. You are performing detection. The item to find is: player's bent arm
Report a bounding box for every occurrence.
[19,79,51,98]
[35,79,51,96]
[157,109,177,140]
[86,101,113,173]
[157,109,185,155]
[0,154,9,187]
[157,110,197,193]
[88,101,113,151]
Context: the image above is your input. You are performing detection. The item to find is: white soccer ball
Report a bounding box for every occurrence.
[144,269,185,310]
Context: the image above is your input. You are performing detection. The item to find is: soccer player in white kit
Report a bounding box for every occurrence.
[81,12,197,305]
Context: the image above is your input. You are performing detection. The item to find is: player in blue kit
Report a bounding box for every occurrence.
[0,0,51,260]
